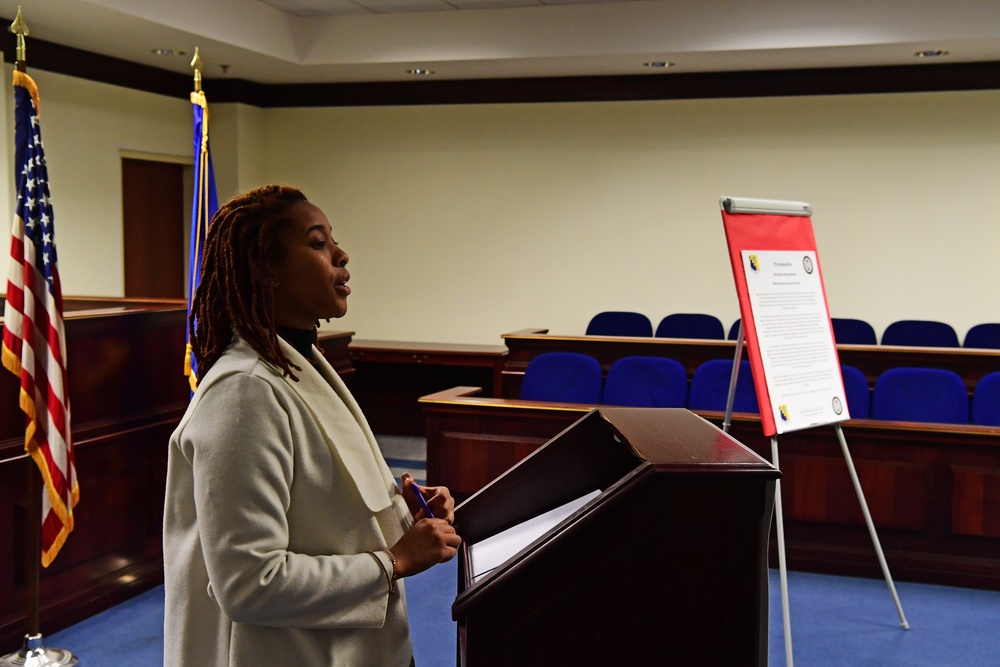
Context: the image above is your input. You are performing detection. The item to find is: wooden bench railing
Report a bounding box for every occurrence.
[420,388,1000,591]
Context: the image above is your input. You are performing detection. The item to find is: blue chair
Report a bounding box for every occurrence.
[871,367,969,424]
[687,359,759,413]
[602,356,688,407]
[654,314,725,340]
[840,364,871,419]
[728,319,742,340]
[881,320,960,348]
[972,372,1000,426]
[585,311,653,337]
[964,323,1000,349]
[520,352,603,403]
[831,318,877,345]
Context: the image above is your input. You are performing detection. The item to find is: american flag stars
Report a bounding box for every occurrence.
[17,109,58,284]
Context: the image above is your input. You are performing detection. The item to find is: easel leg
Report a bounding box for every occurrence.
[771,437,794,667]
[833,424,909,630]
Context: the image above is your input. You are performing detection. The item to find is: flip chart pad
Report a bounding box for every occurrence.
[721,197,849,436]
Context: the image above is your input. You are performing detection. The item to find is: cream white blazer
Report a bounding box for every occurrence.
[163,336,414,666]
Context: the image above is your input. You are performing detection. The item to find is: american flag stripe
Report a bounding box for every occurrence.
[2,70,76,567]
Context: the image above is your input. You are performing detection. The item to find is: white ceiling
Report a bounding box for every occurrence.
[1,0,999,84]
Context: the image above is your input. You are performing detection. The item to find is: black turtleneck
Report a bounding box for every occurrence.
[276,326,318,363]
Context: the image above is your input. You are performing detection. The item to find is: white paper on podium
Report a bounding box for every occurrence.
[741,249,849,433]
[468,489,602,583]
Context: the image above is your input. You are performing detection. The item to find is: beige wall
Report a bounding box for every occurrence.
[210,102,267,200]
[263,92,1000,344]
[1,66,998,346]
[0,65,190,296]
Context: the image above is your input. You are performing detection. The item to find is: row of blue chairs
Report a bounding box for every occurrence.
[586,311,1000,349]
[520,352,1000,426]
[587,311,728,339]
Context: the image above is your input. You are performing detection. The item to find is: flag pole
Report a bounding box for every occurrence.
[185,46,218,393]
[0,7,77,667]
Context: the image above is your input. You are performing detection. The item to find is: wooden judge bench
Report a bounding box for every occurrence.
[452,408,779,666]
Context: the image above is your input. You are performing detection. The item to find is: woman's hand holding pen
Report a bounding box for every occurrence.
[391,473,461,577]
[401,473,455,524]
[391,517,461,577]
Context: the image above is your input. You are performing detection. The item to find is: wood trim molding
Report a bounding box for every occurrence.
[1,17,998,107]
[216,61,1000,107]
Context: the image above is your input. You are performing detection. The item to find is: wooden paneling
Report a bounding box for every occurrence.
[421,390,1000,590]
[951,466,1000,538]
[347,340,506,436]
[0,300,189,652]
[779,455,926,530]
[422,387,590,500]
[437,430,550,500]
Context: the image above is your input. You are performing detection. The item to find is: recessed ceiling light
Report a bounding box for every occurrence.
[915,50,949,58]
[407,68,434,76]
[151,48,185,57]
[643,61,674,69]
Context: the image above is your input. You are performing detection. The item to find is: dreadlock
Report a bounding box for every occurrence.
[191,184,309,380]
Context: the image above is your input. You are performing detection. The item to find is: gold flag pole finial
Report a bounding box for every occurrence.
[10,6,29,66]
[191,47,202,93]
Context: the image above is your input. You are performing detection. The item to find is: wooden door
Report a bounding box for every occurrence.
[122,158,185,298]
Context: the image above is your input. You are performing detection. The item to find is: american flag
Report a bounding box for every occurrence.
[1,71,76,567]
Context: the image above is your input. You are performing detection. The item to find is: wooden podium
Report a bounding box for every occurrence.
[451,408,780,666]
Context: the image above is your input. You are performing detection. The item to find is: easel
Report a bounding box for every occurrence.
[719,197,908,667]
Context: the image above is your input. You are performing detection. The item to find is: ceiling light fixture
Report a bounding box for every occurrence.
[407,68,434,76]
[915,49,949,58]
[643,61,674,69]
[151,48,185,57]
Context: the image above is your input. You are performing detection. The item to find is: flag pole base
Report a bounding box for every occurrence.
[0,634,78,667]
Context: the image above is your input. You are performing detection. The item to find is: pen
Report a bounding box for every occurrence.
[405,477,435,519]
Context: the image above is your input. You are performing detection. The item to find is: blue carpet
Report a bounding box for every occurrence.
[768,570,1000,667]
[407,558,458,666]
[41,566,1000,666]
[44,585,164,664]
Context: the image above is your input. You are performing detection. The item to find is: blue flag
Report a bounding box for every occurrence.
[185,90,218,392]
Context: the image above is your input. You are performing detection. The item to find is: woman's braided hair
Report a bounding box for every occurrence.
[190,184,309,380]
